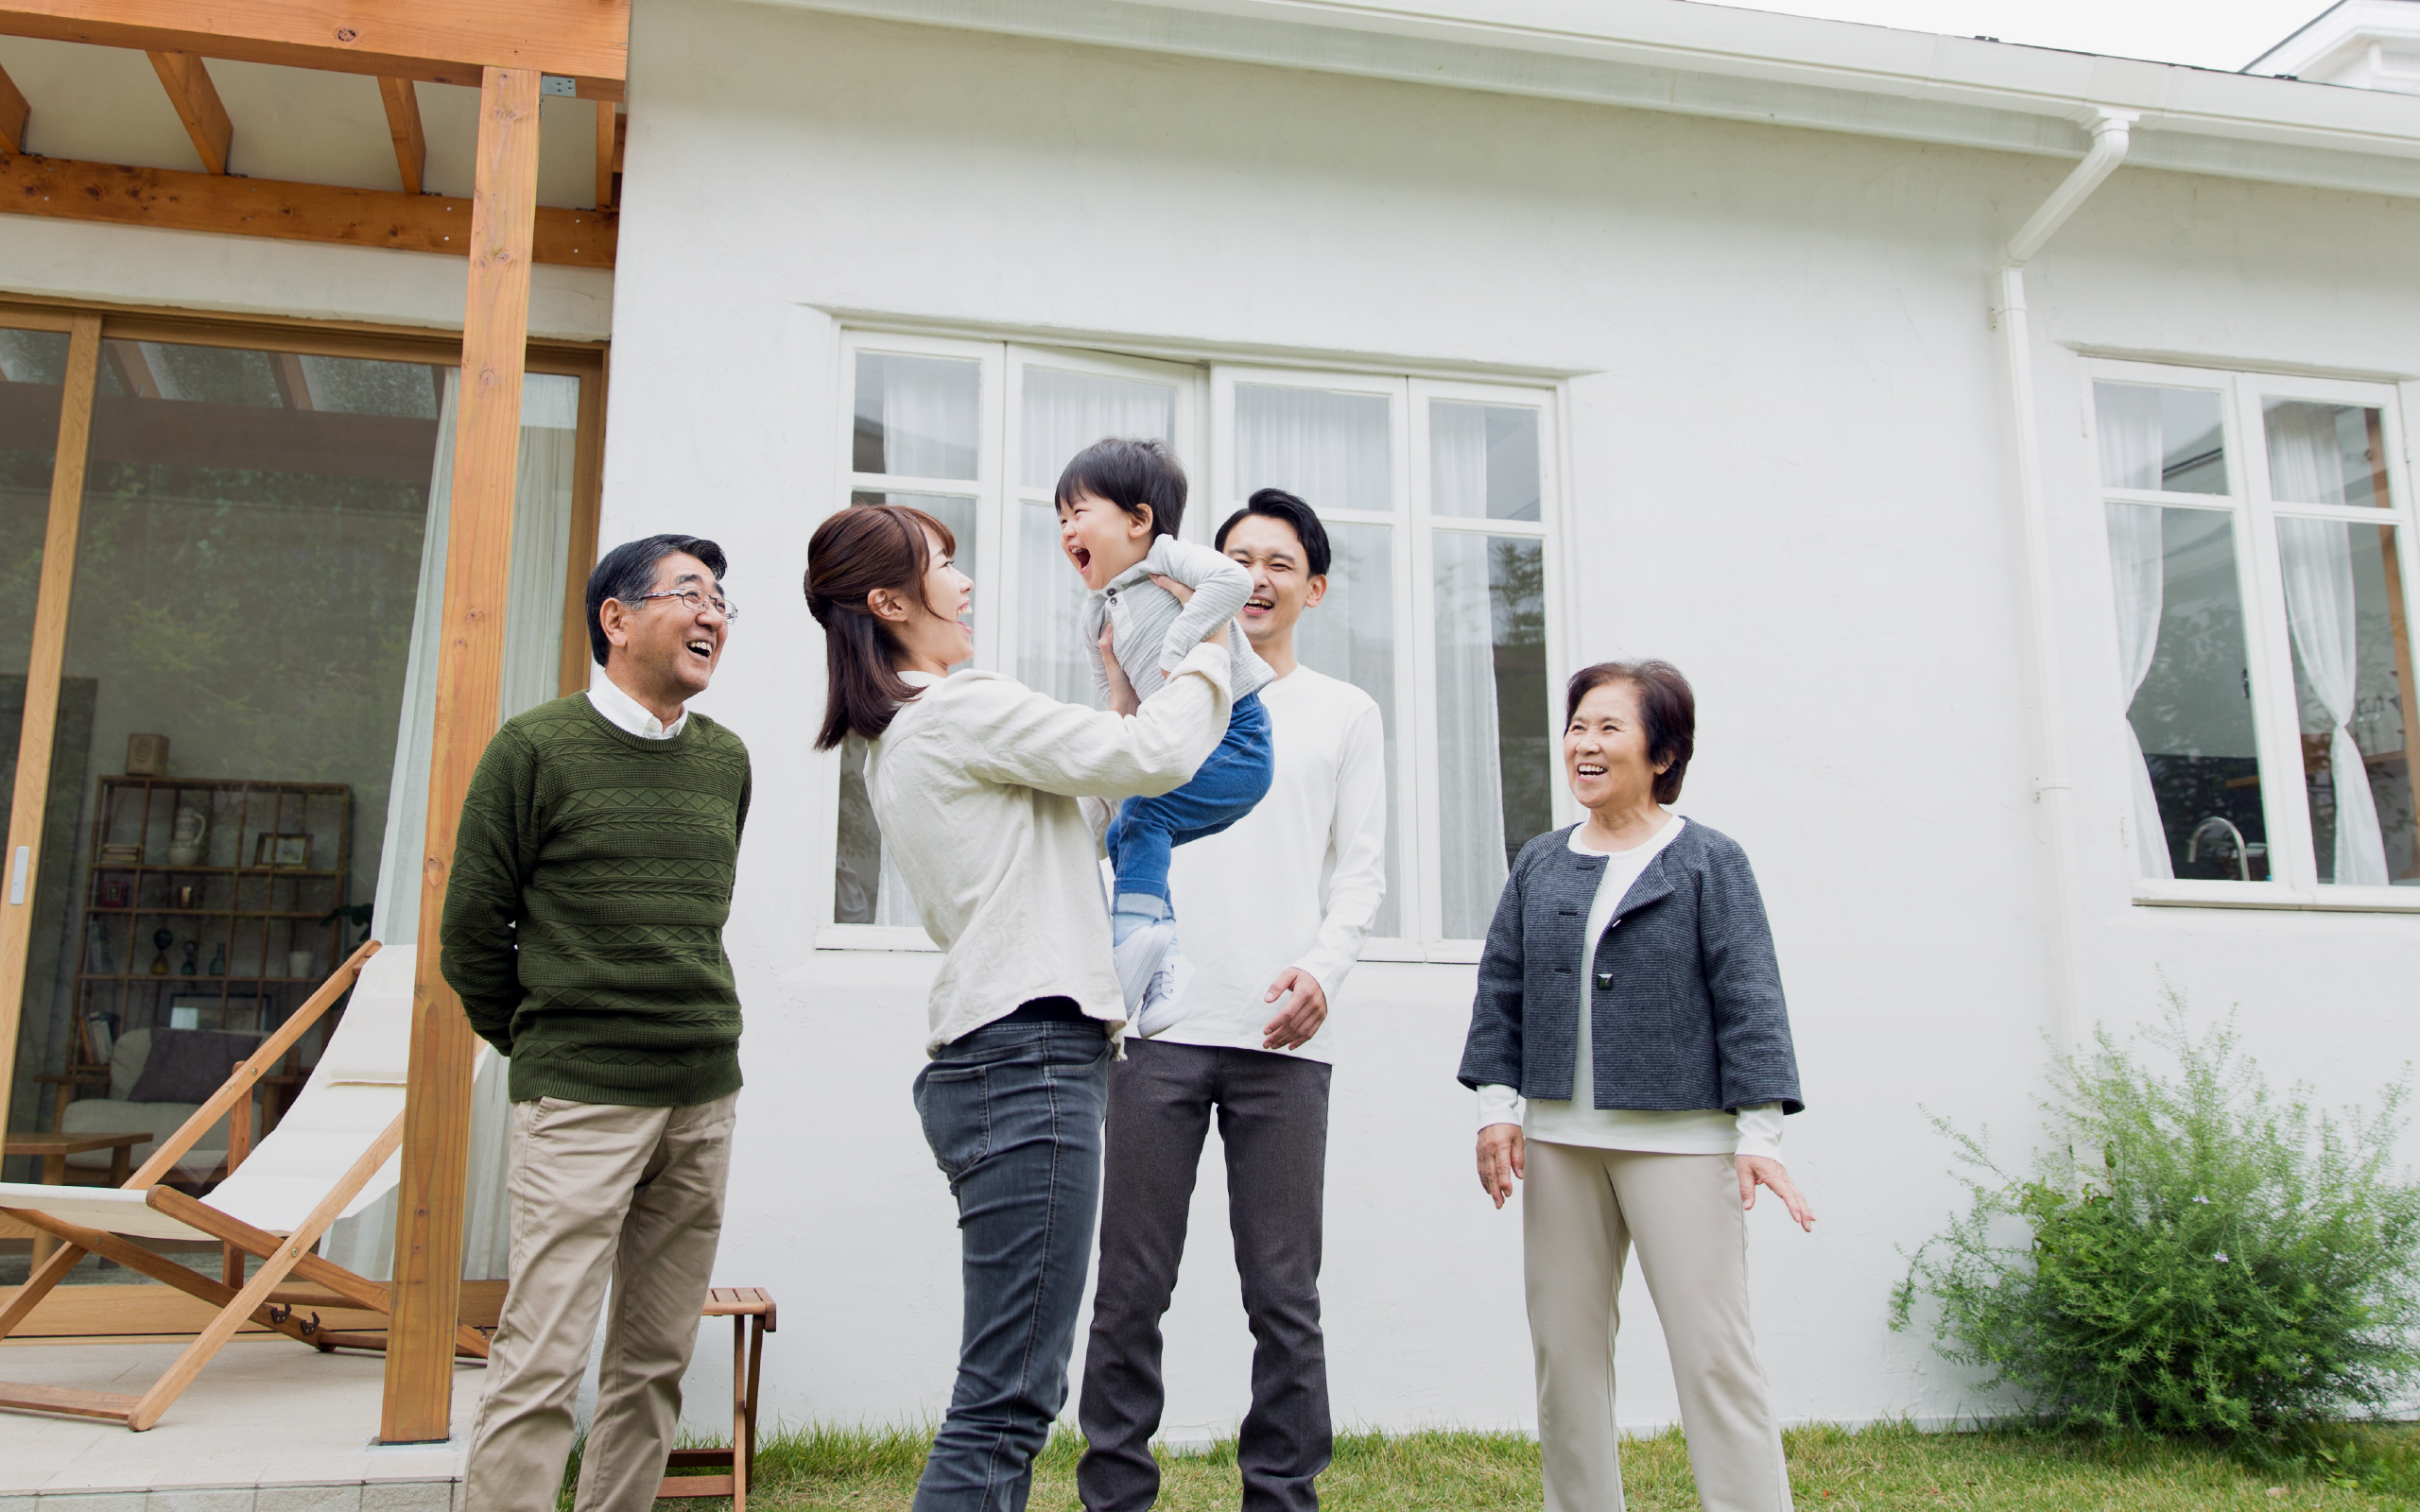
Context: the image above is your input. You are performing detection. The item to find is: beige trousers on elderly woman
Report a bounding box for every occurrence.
[1524,1141,1793,1512]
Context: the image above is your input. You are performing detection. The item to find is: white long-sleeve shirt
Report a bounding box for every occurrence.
[864,644,1233,1054]
[1478,816,1784,1160]
[587,668,686,737]
[1156,665,1387,1063]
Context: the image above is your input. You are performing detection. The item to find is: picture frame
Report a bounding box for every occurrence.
[253,833,312,868]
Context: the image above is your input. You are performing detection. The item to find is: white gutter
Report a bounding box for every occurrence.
[1993,109,2133,1052]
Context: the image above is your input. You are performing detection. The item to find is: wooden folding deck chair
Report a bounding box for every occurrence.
[0,939,492,1430]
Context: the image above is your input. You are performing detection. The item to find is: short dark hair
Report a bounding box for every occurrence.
[587,535,728,667]
[1053,437,1185,541]
[1566,660,1695,805]
[804,504,955,750]
[1214,489,1332,577]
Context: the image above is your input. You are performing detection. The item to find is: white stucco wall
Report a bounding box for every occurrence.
[588,0,2420,1441]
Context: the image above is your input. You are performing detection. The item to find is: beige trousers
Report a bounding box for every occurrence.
[1524,1141,1792,1512]
[464,1092,738,1512]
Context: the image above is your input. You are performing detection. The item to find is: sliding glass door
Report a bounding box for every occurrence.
[0,307,602,1195]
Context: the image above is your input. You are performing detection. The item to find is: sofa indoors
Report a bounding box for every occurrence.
[57,1026,268,1184]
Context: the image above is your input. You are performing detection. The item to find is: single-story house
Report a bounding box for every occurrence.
[2,0,2416,1442]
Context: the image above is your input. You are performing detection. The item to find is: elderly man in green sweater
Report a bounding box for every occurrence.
[446,533,752,1512]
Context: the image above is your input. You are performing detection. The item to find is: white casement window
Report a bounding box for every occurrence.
[2090,360,2420,905]
[825,331,1563,956]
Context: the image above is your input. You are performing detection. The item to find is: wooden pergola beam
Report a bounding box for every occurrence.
[0,153,616,267]
[0,0,630,99]
[383,60,541,1445]
[376,77,424,196]
[593,99,613,210]
[0,59,26,155]
[147,51,232,174]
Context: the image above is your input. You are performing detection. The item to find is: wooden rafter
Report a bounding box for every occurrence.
[594,99,613,210]
[377,76,425,195]
[146,51,232,175]
[0,57,26,155]
[104,338,160,398]
[269,350,314,408]
[0,153,616,268]
[0,1,630,99]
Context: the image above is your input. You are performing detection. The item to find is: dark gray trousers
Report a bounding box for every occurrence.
[1077,1038,1333,1512]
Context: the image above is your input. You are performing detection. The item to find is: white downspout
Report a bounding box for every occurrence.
[1994,109,2133,1054]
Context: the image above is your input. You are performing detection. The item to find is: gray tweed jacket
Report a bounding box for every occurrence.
[1456,820,1804,1115]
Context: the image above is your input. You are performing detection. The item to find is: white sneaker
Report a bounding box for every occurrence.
[1137,950,1199,1038]
[1112,919,1177,1017]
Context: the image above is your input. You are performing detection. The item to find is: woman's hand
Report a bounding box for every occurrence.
[1097,621,1141,717]
[1478,1123,1525,1210]
[1737,1155,1816,1231]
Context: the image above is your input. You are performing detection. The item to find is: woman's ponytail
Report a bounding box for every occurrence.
[805,504,954,750]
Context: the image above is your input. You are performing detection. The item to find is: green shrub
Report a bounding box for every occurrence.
[1891,999,2420,1437]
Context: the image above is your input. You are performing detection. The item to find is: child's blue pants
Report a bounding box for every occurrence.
[1105,692,1273,908]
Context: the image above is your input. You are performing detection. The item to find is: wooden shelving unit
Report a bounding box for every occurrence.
[63,777,352,1114]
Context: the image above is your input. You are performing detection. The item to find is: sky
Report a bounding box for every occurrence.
[1720,0,2341,73]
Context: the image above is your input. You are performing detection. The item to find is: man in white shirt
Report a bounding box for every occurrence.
[1077,490,1388,1512]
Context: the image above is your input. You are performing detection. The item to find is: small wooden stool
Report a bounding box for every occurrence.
[657,1287,776,1512]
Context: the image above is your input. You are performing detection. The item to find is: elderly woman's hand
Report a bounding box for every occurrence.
[1478,1122,1525,1209]
[1737,1155,1816,1231]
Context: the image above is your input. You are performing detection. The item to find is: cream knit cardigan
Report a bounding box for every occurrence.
[864,643,1234,1053]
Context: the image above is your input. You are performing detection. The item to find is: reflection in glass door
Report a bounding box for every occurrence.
[1,322,596,1196]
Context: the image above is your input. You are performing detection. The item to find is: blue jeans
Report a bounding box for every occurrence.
[910,1019,1114,1512]
[1105,691,1275,907]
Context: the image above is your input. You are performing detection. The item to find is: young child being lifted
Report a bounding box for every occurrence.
[1057,437,1276,1027]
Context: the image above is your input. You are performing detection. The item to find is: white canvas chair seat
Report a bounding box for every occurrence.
[0,941,492,1431]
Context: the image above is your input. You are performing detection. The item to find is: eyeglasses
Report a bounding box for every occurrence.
[632,588,737,621]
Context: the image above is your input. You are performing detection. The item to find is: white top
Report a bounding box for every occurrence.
[863,644,1234,1054]
[1477,817,1784,1160]
[1084,536,1277,706]
[587,670,688,738]
[1157,666,1388,1064]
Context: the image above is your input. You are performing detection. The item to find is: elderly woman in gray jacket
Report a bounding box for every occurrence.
[1459,660,1812,1512]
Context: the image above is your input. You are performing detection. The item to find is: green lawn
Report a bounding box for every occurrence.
[631,1420,2420,1510]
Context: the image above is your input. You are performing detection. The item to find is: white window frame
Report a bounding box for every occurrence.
[2086,357,2420,912]
[820,330,1568,956]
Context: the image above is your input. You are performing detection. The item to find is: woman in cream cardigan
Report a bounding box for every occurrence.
[806,502,1232,1512]
[1459,660,1814,1512]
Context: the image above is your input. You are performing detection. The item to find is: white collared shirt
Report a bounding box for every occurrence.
[587,669,688,739]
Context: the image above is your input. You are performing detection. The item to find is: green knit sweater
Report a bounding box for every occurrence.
[441,694,752,1106]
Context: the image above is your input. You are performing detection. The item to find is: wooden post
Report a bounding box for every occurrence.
[0,313,98,1141]
[380,63,541,1445]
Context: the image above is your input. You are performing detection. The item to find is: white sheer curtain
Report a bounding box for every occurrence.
[882,356,979,480]
[2277,517,2390,885]
[1432,404,1507,938]
[2097,384,2174,879]
[1235,386,1391,512]
[321,370,581,1280]
[1014,367,1176,704]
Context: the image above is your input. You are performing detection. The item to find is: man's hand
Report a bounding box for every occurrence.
[1260,968,1328,1050]
[1737,1155,1817,1231]
[1098,621,1140,717]
[1478,1123,1525,1209]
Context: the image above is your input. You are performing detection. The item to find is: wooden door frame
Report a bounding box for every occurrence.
[0,293,608,1151]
